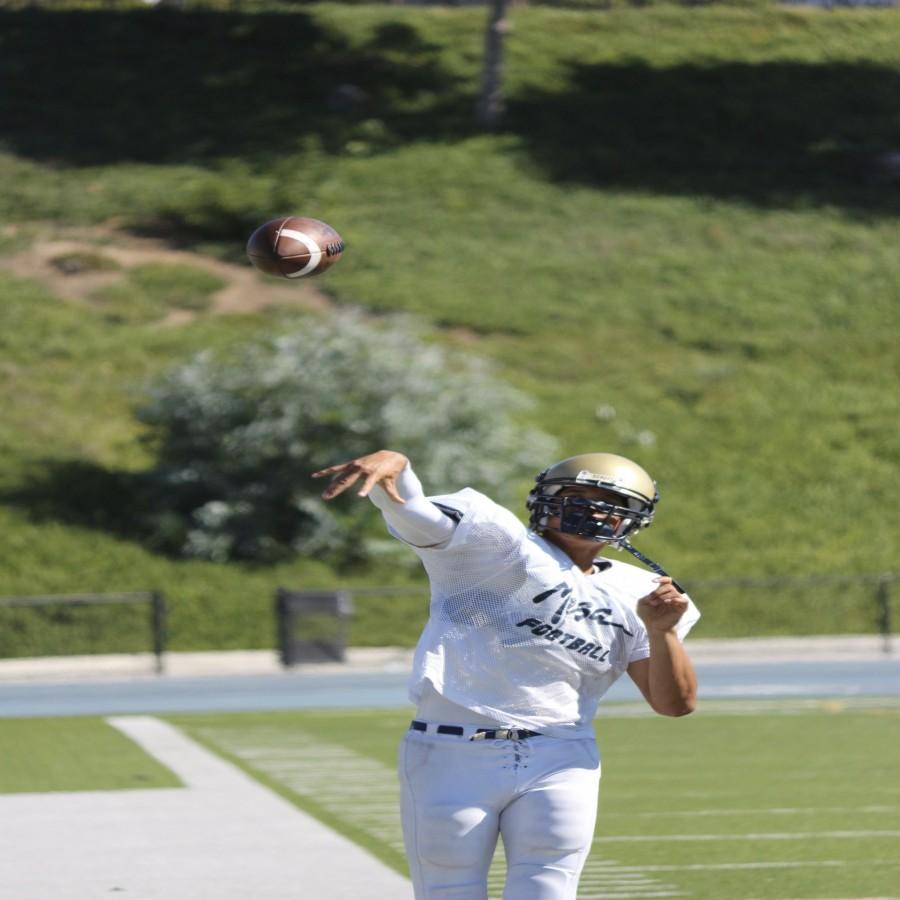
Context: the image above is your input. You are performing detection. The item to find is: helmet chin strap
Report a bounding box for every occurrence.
[619,541,685,594]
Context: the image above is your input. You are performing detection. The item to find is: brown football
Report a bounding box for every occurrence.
[246,216,345,279]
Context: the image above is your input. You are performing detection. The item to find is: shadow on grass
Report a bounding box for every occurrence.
[1,460,188,553]
[0,458,368,567]
[1,7,898,230]
[506,59,900,212]
[0,8,472,166]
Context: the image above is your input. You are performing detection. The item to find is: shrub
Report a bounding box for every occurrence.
[135,311,556,562]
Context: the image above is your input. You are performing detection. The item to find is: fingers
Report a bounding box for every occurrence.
[357,470,379,498]
[313,455,407,503]
[354,470,404,503]
[638,578,688,636]
[310,461,354,479]
[643,577,686,607]
[646,594,685,607]
[381,479,406,504]
[652,577,682,594]
[319,466,363,499]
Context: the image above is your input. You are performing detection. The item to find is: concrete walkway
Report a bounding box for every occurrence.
[0,716,412,900]
[0,635,895,683]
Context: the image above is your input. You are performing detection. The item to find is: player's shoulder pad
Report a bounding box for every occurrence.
[603,555,658,585]
[432,501,463,524]
[603,556,700,632]
[427,488,524,534]
[425,487,480,517]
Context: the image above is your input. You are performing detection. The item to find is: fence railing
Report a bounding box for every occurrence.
[678,572,895,652]
[334,572,898,651]
[0,574,894,670]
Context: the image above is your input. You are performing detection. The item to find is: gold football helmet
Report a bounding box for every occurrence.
[526,452,659,544]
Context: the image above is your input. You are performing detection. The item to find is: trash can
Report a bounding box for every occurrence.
[276,589,353,665]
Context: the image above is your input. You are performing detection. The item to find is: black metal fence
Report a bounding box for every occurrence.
[275,588,353,665]
[332,572,898,651]
[677,572,895,644]
[0,574,893,671]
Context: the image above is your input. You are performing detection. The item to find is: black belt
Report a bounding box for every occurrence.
[410,720,540,741]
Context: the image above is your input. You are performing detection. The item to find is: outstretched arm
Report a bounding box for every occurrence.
[627,577,698,717]
[312,450,457,548]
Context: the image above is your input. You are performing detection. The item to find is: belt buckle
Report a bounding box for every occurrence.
[470,728,518,741]
[470,727,530,741]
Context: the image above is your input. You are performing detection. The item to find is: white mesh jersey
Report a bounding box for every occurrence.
[401,488,701,739]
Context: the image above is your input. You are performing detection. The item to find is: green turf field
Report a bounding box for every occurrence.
[166,702,900,899]
[2,703,899,896]
[0,716,181,793]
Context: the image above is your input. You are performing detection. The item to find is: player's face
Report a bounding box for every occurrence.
[539,485,626,570]
[545,486,626,540]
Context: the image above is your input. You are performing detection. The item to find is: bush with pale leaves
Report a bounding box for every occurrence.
[136,313,556,562]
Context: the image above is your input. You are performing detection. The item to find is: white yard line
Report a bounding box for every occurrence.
[630,805,900,818]
[0,716,412,900]
[594,830,900,843]
[599,861,900,872]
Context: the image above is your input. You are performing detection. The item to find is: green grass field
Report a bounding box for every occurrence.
[2,702,898,898]
[174,702,900,899]
[0,716,181,793]
[0,1,897,653]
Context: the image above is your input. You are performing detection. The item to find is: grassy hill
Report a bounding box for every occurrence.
[0,0,897,653]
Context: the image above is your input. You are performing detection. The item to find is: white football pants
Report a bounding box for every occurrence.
[398,727,601,899]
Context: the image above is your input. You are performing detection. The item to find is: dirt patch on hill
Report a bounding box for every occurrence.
[0,223,332,324]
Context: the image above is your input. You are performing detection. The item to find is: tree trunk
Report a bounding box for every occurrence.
[476,0,511,129]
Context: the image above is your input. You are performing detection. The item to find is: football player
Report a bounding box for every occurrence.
[314,449,699,900]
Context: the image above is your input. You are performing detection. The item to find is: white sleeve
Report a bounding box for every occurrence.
[368,463,457,548]
[675,595,701,641]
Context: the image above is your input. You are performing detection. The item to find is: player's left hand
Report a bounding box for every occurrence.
[636,577,689,634]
